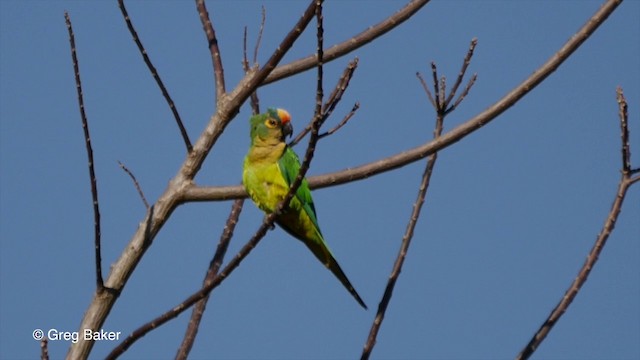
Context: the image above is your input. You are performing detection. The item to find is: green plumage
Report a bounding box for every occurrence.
[242,108,367,309]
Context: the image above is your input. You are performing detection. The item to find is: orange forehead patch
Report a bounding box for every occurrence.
[277,108,291,124]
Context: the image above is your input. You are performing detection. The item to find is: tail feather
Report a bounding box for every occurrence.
[277,219,367,309]
[324,253,368,309]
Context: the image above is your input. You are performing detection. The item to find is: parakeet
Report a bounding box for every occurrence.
[242,108,367,309]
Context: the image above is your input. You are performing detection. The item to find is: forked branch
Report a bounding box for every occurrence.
[361,43,475,359]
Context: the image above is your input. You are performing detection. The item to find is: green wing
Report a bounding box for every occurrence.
[277,147,320,232]
[276,147,367,309]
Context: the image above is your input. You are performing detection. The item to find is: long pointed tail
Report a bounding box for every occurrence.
[326,257,368,309]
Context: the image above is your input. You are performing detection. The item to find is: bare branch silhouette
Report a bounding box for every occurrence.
[184,0,623,202]
[445,38,477,106]
[117,161,149,209]
[290,57,358,147]
[65,12,104,291]
[117,0,193,152]
[176,15,269,351]
[175,198,244,360]
[254,6,266,65]
[40,338,49,360]
[68,2,319,358]
[361,44,476,359]
[417,71,436,109]
[196,0,226,100]
[319,102,360,139]
[242,7,266,114]
[263,0,431,85]
[516,87,639,359]
[618,87,632,173]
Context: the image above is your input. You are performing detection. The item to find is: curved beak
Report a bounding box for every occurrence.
[282,121,293,139]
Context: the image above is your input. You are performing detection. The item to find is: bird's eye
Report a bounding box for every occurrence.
[265,118,277,128]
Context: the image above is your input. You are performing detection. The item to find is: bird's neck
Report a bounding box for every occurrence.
[247,140,286,164]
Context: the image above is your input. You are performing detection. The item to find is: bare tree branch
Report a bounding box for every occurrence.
[445,38,477,106]
[183,0,623,203]
[362,110,443,360]
[618,87,632,173]
[362,40,474,358]
[416,71,436,109]
[263,0,430,85]
[175,199,244,360]
[242,7,266,114]
[68,2,319,358]
[196,0,226,100]
[117,0,193,152]
[40,338,49,360]
[176,4,270,348]
[117,161,149,209]
[318,102,360,139]
[254,6,266,64]
[289,57,358,147]
[517,86,639,359]
[65,12,104,291]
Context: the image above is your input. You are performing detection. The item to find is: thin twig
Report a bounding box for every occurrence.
[254,6,266,64]
[362,47,463,358]
[242,7,266,114]
[322,57,358,116]
[289,58,358,147]
[618,87,631,173]
[175,199,244,360]
[117,161,149,209]
[117,0,193,152]
[430,62,440,111]
[40,338,49,360]
[314,1,324,118]
[416,72,436,108]
[65,12,104,291]
[263,0,430,85]
[516,87,640,359]
[444,38,477,106]
[242,26,260,114]
[319,102,360,139]
[445,73,477,115]
[196,0,226,100]
[362,117,443,360]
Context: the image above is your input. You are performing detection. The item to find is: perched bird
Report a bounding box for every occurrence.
[242,108,367,309]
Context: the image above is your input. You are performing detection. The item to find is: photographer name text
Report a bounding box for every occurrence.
[32,328,121,343]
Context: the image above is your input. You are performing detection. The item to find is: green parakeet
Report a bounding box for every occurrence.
[242,108,367,309]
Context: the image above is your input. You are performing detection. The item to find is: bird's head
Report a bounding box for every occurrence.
[249,108,293,145]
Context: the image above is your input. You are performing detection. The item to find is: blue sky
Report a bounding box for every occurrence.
[1,1,639,359]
